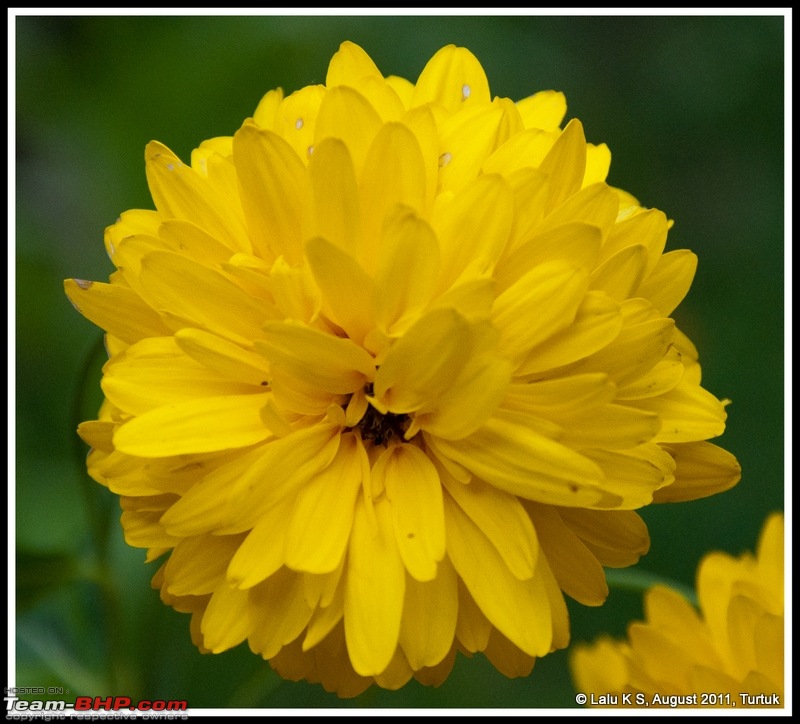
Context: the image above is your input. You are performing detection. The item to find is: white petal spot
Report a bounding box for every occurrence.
[74,279,94,290]
[461,84,471,101]
[295,118,304,130]
[166,163,175,171]
[307,145,315,158]
[438,152,452,168]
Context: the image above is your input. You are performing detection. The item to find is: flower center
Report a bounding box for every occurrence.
[357,407,409,446]
[356,384,409,446]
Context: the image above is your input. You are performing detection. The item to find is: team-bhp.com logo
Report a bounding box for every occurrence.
[6,696,188,714]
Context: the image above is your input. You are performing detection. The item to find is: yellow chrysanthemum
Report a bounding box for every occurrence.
[65,42,741,696]
[570,513,784,708]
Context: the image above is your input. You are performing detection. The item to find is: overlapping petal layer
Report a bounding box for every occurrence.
[68,41,740,695]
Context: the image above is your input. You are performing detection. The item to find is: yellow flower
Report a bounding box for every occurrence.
[570,513,784,708]
[65,42,741,696]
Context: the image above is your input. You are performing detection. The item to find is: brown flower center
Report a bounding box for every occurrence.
[355,384,409,446]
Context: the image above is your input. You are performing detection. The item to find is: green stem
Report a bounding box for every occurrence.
[70,333,127,693]
[70,333,109,548]
[605,567,698,607]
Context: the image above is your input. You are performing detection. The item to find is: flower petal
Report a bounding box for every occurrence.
[503,374,616,417]
[584,143,611,186]
[644,585,718,670]
[442,475,539,580]
[92,450,161,496]
[201,583,251,653]
[304,236,375,345]
[582,448,668,509]
[481,127,556,177]
[145,141,250,253]
[326,42,405,122]
[570,637,630,694]
[652,441,741,503]
[119,494,180,549]
[327,41,383,86]
[455,580,492,653]
[753,612,783,689]
[400,105,439,208]
[557,403,662,450]
[249,567,314,659]
[285,433,363,574]
[445,496,552,656]
[158,219,233,264]
[536,552,570,650]
[427,277,495,321]
[627,623,690,689]
[756,513,783,599]
[225,498,293,589]
[252,87,284,129]
[102,337,257,415]
[558,508,650,568]
[525,503,608,606]
[386,74,414,107]
[104,209,161,256]
[358,122,428,270]
[379,443,445,581]
[159,424,340,537]
[174,328,270,386]
[373,208,441,332]
[344,496,405,677]
[636,249,698,316]
[307,137,362,254]
[433,172,514,289]
[600,208,668,276]
[137,251,268,346]
[232,122,310,264]
[492,261,590,361]
[516,291,623,376]
[399,559,458,669]
[628,379,727,443]
[570,317,676,387]
[373,647,414,690]
[430,414,605,507]
[535,182,619,238]
[303,569,345,650]
[265,256,320,323]
[113,392,271,457]
[494,222,602,292]
[538,119,587,211]
[589,244,649,301]
[417,340,512,440]
[78,420,115,452]
[483,629,536,678]
[412,45,490,113]
[164,533,244,596]
[615,358,684,400]
[516,90,567,131]
[64,279,171,344]
[272,85,326,162]
[438,100,523,193]
[315,85,382,174]
[373,308,470,414]
[257,320,375,395]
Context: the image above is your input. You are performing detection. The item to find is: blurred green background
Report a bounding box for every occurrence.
[15,14,785,709]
